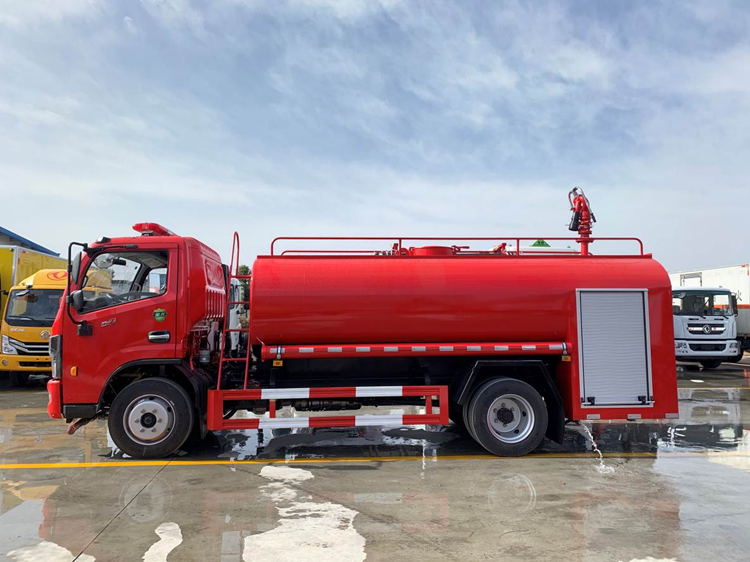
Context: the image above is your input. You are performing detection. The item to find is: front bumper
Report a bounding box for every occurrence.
[675,340,738,358]
[47,379,62,419]
[0,353,52,372]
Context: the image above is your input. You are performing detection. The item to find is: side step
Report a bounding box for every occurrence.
[207,385,449,431]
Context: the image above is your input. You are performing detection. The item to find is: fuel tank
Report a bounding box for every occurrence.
[249,253,672,345]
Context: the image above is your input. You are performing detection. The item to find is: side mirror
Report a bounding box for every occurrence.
[69,290,85,311]
[732,295,739,316]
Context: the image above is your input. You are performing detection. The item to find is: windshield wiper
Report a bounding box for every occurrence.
[7,315,35,320]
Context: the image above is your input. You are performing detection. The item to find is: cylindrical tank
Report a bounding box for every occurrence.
[249,254,671,345]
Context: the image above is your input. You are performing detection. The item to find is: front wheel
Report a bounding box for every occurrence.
[109,378,194,459]
[700,359,723,370]
[464,378,548,456]
[10,372,30,387]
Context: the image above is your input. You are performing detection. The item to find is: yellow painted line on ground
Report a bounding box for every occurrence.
[0,450,748,470]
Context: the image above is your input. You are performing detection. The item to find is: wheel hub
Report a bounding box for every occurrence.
[497,407,514,424]
[124,396,174,445]
[487,394,535,444]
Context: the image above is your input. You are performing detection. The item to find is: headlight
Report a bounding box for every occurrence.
[2,335,17,355]
[729,341,739,349]
[675,342,688,349]
[49,335,62,379]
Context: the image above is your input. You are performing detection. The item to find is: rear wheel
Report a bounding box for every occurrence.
[700,359,723,370]
[464,378,548,456]
[109,378,194,459]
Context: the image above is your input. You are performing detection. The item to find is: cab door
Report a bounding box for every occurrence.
[64,246,179,404]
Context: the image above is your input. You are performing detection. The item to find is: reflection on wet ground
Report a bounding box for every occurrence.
[1,360,749,561]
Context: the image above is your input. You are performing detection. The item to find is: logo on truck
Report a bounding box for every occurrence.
[40,330,51,339]
[702,325,712,334]
[153,308,167,323]
[46,271,68,281]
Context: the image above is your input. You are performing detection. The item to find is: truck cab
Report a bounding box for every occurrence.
[1,269,67,385]
[672,287,740,369]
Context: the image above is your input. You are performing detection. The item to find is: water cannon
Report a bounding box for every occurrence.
[568,187,596,255]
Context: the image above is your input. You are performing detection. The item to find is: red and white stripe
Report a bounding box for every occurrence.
[261,341,567,360]
[215,413,441,431]
[209,385,444,401]
[206,385,449,431]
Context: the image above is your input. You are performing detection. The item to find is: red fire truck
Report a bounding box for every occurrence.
[47,188,678,458]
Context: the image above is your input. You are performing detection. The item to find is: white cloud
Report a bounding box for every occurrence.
[1,1,749,271]
[123,16,138,35]
[0,0,103,28]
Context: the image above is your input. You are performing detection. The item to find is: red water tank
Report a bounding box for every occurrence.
[249,255,672,346]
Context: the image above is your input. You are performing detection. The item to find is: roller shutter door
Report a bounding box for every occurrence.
[578,290,652,406]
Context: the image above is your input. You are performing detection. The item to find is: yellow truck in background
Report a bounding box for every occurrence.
[1,246,66,313]
[1,245,67,385]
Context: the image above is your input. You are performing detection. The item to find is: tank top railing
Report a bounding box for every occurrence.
[270,236,644,257]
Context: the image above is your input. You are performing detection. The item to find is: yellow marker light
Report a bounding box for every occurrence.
[562,355,572,362]
[70,366,78,377]
[272,360,283,367]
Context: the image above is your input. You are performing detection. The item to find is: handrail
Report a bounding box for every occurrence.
[270,236,644,257]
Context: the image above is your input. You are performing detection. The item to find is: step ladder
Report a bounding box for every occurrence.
[217,232,252,391]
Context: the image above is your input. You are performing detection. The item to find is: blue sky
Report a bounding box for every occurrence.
[0,0,748,269]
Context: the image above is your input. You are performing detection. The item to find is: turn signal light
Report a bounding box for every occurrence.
[70,366,78,377]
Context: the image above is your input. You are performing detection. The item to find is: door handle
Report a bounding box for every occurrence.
[148,331,171,343]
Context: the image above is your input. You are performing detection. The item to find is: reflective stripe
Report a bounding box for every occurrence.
[467,346,481,352]
[261,388,310,399]
[384,346,399,352]
[355,347,371,352]
[258,418,310,429]
[494,345,509,351]
[356,386,403,397]
[666,413,680,419]
[299,347,314,353]
[328,347,343,353]
[411,346,426,352]
[586,414,601,420]
[439,346,454,352]
[522,345,537,350]
[354,415,404,427]
[548,344,563,351]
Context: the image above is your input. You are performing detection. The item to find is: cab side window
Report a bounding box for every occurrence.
[81,251,169,312]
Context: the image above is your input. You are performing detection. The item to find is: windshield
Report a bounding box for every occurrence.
[672,291,734,316]
[5,289,64,327]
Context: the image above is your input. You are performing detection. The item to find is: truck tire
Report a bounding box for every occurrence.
[700,359,723,370]
[727,351,744,364]
[10,372,30,387]
[464,378,548,456]
[108,378,194,459]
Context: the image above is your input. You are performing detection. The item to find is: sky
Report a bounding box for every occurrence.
[0,0,748,271]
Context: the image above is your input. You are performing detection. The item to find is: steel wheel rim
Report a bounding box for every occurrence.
[123,395,175,446]
[487,394,535,443]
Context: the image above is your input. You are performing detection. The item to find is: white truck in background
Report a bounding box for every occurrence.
[669,265,748,368]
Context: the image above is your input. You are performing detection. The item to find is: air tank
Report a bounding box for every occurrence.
[249,251,672,346]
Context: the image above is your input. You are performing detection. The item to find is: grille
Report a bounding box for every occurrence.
[19,361,50,368]
[689,343,726,352]
[687,324,725,334]
[8,338,50,356]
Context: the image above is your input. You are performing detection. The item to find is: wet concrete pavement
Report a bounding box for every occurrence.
[1,360,749,561]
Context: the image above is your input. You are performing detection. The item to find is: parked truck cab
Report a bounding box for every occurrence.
[48,190,679,460]
[672,287,741,369]
[1,269,67,385]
